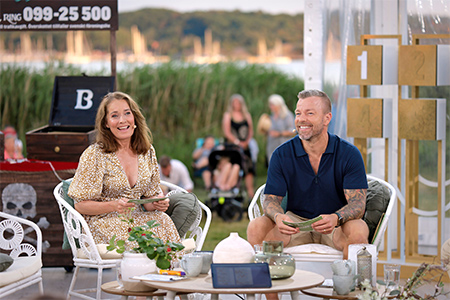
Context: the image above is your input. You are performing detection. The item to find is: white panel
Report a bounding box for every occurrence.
[383,98,392,138]
[382,45,398,85]
[436,98,446,141]
[437,45,450,86]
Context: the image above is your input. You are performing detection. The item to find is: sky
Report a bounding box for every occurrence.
[117,0,305,15]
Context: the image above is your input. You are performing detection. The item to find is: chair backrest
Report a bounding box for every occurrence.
[0,211,42,259]
[54,178,211,255]
[53,179,105,263]
[366,174,396,248]
[247,174,396,249]
[160,180,212,251]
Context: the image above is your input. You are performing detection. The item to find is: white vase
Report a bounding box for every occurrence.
[213,232,255,263]
[121,252,157,292]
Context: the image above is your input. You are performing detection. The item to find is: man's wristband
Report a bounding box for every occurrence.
[274,213,282,223]
[334,212,343,227]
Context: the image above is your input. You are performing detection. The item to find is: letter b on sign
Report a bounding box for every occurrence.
[74,89,94,110]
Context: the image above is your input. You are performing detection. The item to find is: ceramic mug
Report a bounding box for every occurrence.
[333,274,355,295]
[331,259,355,276]
[194,251,213,274]
[180,254,203,277]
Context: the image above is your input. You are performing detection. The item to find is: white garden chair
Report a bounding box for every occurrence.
[0,211,44,299]
[53,178,211,300]
[247,174,397,277]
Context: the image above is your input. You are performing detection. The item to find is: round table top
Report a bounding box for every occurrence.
[140,270,324,295]
[101,281,186,297]
[301,287,362,300]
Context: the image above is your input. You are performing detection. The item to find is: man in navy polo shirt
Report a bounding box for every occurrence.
[247,89,369,260]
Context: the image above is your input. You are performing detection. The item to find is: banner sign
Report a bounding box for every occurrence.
[0,0,118,31]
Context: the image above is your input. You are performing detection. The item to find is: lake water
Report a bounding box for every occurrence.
[2,59,342,85]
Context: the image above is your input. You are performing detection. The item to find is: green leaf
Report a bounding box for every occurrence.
[389,290,400,296]
[156,256,170,270]
[377,279,386,285]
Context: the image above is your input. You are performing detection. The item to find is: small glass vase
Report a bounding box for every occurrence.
[254,241,295,279]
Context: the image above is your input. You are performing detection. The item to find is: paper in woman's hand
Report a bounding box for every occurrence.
[282,215,323,231]
[127,196,168,204]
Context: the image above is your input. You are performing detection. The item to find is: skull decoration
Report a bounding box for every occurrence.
[2,183,37,219]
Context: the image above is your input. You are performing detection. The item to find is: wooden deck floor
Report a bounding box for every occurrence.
[8,267,450,300]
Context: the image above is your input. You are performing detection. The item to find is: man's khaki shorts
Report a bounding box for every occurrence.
[284,211,336,249]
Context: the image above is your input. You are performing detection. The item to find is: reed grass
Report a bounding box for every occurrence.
[1,62,303,174]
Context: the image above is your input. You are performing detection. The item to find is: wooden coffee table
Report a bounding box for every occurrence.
[300,287,362,299]
[139,269,324,300]
[101,281,189,300]
[300,286,397,299]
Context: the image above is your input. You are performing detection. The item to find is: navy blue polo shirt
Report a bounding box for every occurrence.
[265,133,368,219]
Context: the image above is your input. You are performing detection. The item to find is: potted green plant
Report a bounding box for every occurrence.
[357,262,449,300]
[107,208,185,292]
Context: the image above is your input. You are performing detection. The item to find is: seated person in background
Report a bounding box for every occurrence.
[192,135,216,190]
[3,126,24,160]
[247,89,369,261]
[68,92,183,252]
[213,156,240,192]
[159,155,194,193]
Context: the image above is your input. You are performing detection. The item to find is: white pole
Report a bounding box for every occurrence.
[304,0,325,90]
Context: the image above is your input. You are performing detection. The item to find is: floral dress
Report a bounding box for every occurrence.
[68,143,182,248]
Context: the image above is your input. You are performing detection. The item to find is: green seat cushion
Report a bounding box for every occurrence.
[166,192,199,237]
[0,253,14,272]
[363,180,390,243]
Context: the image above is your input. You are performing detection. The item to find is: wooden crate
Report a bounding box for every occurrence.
[26,76,114,162]
[0,160,78,268]
[26,126,96,162]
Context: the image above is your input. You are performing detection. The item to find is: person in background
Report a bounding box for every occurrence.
[213,156,241,192]
[265,94,295,164]
[192,135,216,190]
[159,155,194,193]
[222,94,255,199]
[3,126,24,160]
[247,89,368,261]
[68,92,182,253]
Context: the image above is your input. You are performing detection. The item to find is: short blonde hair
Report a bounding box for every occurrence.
[297,89,332,113]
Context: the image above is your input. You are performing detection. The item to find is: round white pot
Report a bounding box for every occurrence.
[121,252,157,292]
[213,232,255,263]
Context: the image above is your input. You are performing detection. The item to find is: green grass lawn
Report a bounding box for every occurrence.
[192,175,267,251]
[200,211,249,251]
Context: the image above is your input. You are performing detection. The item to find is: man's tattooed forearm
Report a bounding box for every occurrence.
[263,194,284,221]
[339,189,367,222]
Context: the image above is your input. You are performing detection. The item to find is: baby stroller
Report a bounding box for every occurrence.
[206,143,246,222]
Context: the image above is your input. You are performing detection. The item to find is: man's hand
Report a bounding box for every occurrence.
[311,214,338,235]
[275,214,299,235]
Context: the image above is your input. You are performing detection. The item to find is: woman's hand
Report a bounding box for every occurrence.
[117,198,135,214]
[142,192,170,212]
[268,130,281,138]
[152,199,170,212]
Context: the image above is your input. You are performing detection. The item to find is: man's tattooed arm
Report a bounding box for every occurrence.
[337,188,367,223]
[263,194,285,222]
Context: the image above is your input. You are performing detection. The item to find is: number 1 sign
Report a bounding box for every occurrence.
[347,45,383,85]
